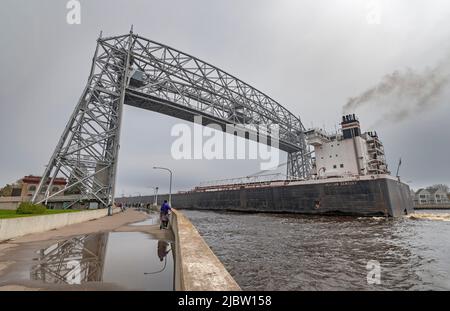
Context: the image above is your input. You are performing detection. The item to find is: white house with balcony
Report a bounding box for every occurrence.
[414,188,449,205]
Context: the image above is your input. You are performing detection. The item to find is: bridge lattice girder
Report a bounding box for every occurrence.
[32,32,311,209]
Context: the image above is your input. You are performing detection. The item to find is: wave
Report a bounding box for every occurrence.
[407,213,450,222]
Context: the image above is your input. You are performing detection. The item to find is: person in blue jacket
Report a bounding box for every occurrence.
[160,200,171,229]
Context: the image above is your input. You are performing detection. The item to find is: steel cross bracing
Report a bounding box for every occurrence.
[30,235,108,284]
[32,31,312,209]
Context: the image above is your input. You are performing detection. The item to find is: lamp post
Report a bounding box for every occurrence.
[133,192,142,208]
[153,167,172,206]
[148,186,159,206]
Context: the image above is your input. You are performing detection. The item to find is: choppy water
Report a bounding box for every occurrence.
[183,209,450,290]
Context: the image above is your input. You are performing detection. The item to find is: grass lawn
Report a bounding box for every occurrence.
[0,209,81,219]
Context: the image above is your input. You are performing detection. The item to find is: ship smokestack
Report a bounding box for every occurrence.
[341,114,361,139]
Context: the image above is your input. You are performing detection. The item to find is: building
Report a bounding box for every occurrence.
[305,114,389,178]
[17,175,67,199]
[0,175,67,210]
[414,187,449,205]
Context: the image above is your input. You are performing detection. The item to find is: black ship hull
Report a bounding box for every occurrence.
[160,177,413,217]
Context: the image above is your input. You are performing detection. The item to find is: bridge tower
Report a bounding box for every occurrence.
[32,31,311,212]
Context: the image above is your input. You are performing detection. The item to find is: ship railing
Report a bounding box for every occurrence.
[196,173,293,190]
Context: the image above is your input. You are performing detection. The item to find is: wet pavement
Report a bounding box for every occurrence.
[130,214,159,226]
[0,209,175,291]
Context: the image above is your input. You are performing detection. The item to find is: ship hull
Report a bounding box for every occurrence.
[166,177,414,217]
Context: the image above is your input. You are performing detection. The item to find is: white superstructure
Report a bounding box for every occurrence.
[306,114,389,179]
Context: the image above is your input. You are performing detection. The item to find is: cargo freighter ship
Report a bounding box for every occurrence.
[129,115,414,217]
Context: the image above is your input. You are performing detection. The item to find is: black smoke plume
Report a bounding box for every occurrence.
[343,58,450,126]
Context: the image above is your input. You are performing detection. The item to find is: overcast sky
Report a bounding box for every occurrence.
[0,0,449,195]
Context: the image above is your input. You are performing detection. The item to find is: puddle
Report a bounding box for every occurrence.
[128,209,159,226]
[130,214,159,226]
[29,232,174,290]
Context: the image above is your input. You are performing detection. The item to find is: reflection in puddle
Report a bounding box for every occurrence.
[30,232,174,290]
[130,210,159,226]
[130,217,158,226]
[30,234,108,284]
[145,241,172,275]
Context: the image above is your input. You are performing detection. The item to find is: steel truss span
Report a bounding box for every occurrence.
[32,31,312,210]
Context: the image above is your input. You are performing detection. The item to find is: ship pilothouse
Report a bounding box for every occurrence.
[305,114,390,179]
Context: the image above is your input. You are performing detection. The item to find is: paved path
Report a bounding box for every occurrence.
[0,209,174,291]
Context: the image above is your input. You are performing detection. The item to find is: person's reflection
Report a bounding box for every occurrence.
[157,240,170,261]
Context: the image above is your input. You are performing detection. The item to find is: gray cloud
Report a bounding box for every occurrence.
[1,0,450,194]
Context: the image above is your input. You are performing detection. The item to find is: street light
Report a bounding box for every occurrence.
[132,192,142,208]
[153,167,172,206]
[132,192,142,198]
[148,186,159,206]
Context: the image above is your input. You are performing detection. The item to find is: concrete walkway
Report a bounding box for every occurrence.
[0,209,173,291]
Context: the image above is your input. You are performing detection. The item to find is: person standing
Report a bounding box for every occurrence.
[160,200,171,229]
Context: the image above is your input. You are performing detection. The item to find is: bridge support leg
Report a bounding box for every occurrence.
[32,33,134,210]
[287,150,311,179]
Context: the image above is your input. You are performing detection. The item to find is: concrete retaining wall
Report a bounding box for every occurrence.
[0,197,23,210]
[0,209,114,242]
[170,209,241,291]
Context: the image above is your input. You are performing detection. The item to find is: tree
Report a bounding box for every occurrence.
[0,184,13,197]
[429,184,449,192]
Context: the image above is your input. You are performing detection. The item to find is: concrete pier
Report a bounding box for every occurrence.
[170,209,241,291]
[0,208,240,291]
